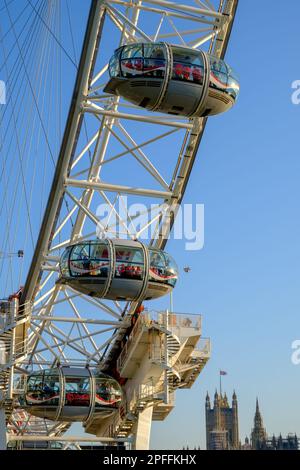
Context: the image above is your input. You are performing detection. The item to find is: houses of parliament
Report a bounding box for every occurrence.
[205,391,299,450]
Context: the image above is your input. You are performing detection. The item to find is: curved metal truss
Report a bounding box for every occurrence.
[0,0,239,447]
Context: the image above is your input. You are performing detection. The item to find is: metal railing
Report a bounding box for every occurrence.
[116,310,204,371]
[144,310,202,338]
[0,338,28,370]
[192,337,211,357]
[0,299,29,333]
[151,337,210,366]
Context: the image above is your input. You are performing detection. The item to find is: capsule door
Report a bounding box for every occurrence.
[61,368,92,421]
[108,243,146,300]
[158,46,207,116]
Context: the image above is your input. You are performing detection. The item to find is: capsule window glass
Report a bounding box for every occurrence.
[209,70,229,92]
[108,379,123,400]
[210,57,239,100]
[172,48,204,84]
[120,44,144,78]
[115,246,144,280]
[149,249,166,284]
[65,376,90,407]
[143,57,165,78]
[210,56,228,74]
[144,44,165,59]
[162,252,178,287]
[141,44,164,78]
[209,56,229,92]
[109,50,121,78]
[121,44,143,59]
[210,66,228,92]
[227,76,240,99]
[149,250,178,287]
[26,374,43,404]
[172,47,202,65]
[43,371,60,405]
[89,242,110,278]
[26,371,60,406]
[69,244,90,277]
[95,377,122,408]
[60,248,70,276]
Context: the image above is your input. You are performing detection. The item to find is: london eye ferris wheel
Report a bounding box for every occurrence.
[0,0,239,450]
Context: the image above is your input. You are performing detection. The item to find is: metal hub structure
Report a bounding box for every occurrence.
[0,0,238,450]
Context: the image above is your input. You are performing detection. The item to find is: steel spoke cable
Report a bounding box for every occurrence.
[0,50,42,291]
[0,6,45,268]
[0,0,15,13]
[0,0,46,145]
[0,1,31,43]
[27,0,78,69]
[17,1,57,288]
[2,2,75,267]
[0,1,49,184]
[0,0,47,216]
[0,1,49,286]
[2,2,77,235]
[39,0,58,223]
[0,0,43,77]
[56,0,65,246]
[0,1,43,140]
[66,0,92,168]
[3,0,56,169]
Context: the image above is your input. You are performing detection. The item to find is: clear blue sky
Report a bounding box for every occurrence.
[1,0,300,450]
[150,0,300,449]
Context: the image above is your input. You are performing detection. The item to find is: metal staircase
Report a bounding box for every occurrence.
[166,366,181,392]
[0,299,29,427]
[166,332,181,357]
[100,311,210,440]
[151,323,183,393]
[0,369,10,394]
[108,382,163,439]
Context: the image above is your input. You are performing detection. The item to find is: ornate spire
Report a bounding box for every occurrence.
[251,398,267,449]
[206,392,211,410]
[254,399,263,427]
[223,392,229,408]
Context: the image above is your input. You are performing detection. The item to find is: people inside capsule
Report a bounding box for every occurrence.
[104,42,239,117]
[23,368,123,422]
[25,371,60,408]
[58,239,178,301]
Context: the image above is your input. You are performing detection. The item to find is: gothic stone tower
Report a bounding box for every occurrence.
[205,391,240,450]
[251,399,267,450]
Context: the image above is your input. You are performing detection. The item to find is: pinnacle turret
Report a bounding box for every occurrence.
[251,398,267,449]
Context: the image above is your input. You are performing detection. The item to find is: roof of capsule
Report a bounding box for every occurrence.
[63,238,142,249]
[28,367,117,379]
[62,239,174,252]
[113,41,203,56]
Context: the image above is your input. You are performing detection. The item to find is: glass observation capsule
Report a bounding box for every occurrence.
[104,42,239,117]
[58,239,178,301]
[22,367,123,422]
